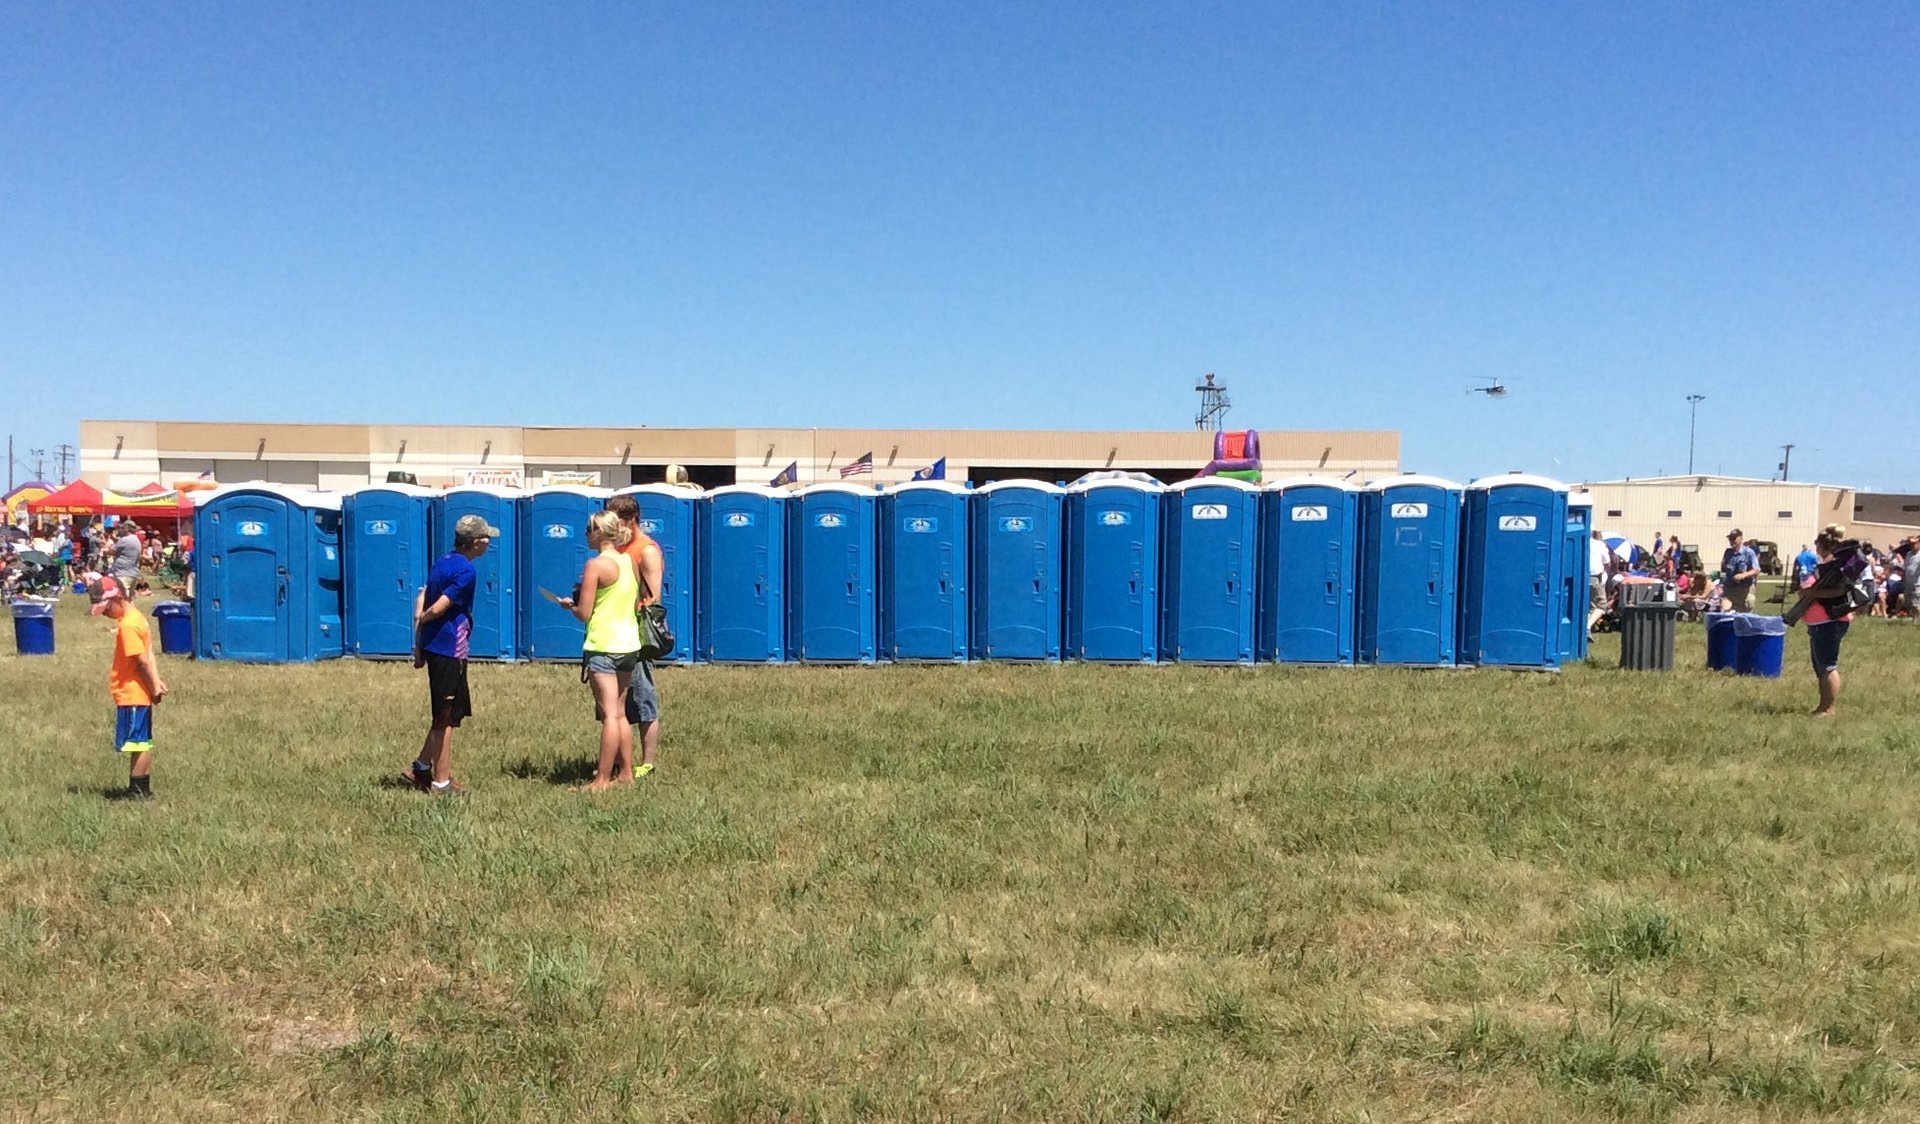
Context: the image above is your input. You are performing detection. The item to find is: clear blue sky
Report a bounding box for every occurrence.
[3,3,1915,489]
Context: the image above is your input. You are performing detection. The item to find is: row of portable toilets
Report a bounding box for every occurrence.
[190,475,1594,668]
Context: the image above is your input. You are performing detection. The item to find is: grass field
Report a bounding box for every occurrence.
[3,596,1919,1122]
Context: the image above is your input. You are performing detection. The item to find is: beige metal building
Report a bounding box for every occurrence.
[1849,492,1920,547]
[80,420,1400,491]
[1574,475,1857,560]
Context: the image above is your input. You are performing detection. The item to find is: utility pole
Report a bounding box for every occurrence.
[29,448,46,481]
[1778,443,1794,482]
[1685,394,1706,474]
[55,443,74,483]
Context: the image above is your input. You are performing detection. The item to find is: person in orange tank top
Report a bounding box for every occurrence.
[91,576,169,799]
[605,494,667,777]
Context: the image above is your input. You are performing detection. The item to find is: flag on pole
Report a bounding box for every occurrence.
[911,457,946,481]
[769,461,799,487]
[839,451,874,479]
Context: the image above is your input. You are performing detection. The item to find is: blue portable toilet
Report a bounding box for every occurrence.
[970,481,1064,660]
[1066,478,1163,662]
[1459,475,1568,669]
[789,483,878,663]
[1359,475,1463,666]
[343,484,432,659]
[1162,478,1258,663]
[698,485,789,663]
[879,481,970,662]
[1561,495,1593,663]
[617,484,699,665]
[518,486,609,660]
[194,485,343,662]
[431,486,520,661]
[1258,476,1361,664]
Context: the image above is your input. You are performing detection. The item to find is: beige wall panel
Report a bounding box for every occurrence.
[1852,520,1920,544]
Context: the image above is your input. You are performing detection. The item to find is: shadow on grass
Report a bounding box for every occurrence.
[502,756,599,786]
[64,783,143,802]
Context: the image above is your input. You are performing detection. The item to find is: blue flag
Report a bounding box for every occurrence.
[911,457,946,481]
[769,461,798,487]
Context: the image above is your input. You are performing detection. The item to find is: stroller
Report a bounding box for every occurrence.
[2,550,63,599]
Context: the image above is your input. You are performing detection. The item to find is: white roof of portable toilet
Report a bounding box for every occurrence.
[614,483,704,499]
[1365,474,1463,492]
[1466,473,1567,491]
[529,484,612,499]
[885,480,970,496]
[192,482,342,510]
[442,484,525,499]
[347,482,436,499]
[1168,477,1259,495]
[796,482,877,498]
[1066,477,1165,494]
[707,484,791,500]
[1264,475,1363,493]
[976,480,1065,495]
[1568,494,1594,509]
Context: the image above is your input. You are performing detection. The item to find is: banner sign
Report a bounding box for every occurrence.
[463,469,525,488]
[541,470,602,487]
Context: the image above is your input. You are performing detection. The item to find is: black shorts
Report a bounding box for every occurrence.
[426,653,472,728]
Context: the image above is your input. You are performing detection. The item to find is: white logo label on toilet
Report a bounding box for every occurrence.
[1498,515,1537,531]
[816,513,845,529]
[238,521,266,537]
[1391,503,1428,519]
[1291,505,1329,522]
[1099,511,1132,527]
[1191,504,1228,520]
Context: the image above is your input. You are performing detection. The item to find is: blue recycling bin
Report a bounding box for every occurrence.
[1733,613,1786,678]
[1704,612,1739,670]
[880,481,971,662]
[1161,478,1258,663]
[789,484,878,663]
[1258,477,1360,664]
[1359,476,1462,666]
[153,601,193,655]
[971,481,1064,660]
[1459,475,1568,669]
[1066,479,1163,662]
[11,602,54,655]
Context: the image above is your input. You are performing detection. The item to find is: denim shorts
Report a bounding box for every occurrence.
[583,651,640,676]
[625,659,659,724]
[1808,620,1848,674]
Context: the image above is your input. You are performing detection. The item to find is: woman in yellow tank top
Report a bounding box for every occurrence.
[561,510,641,791]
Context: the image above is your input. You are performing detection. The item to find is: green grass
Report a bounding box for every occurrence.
[3,596,1919,1121]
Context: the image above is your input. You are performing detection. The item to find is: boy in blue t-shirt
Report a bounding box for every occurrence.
[402,514,497,794]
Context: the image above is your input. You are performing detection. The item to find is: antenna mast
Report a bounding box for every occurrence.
[1193,372,1231,431]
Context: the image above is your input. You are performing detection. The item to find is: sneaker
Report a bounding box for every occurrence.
[402,762,432,792]
[429,779,467,796]
[635,763,656,779]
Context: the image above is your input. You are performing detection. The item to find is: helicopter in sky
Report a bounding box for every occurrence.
[1467,377,1509,399]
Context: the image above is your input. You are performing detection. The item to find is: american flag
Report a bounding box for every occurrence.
[838,452,874,479]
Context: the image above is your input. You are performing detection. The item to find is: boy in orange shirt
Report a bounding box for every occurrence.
[90,576,169,798]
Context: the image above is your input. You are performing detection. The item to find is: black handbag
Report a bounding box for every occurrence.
[635,574,675,661]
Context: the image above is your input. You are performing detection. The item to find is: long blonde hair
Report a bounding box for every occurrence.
[588,510,632,548]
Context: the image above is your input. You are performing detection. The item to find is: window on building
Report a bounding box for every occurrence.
[1606,509,1623,517]
[1666,509,1683,518]
[1717,510,1733,519]
[1904,504,1920,513]
[1777,510,1793,518]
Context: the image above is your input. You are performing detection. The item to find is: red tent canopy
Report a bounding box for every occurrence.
[132,482,167,495]
[28,480,195,523]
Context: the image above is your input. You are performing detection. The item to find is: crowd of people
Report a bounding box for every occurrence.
[2,518,192,600]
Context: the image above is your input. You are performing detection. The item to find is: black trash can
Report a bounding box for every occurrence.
[1619,602,1680,671]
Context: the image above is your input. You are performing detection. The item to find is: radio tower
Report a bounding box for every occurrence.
[1193,372,1231,431]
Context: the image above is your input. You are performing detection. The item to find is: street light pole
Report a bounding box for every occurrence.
[1686,394,1706,474]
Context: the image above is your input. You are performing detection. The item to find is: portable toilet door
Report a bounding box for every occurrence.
[880,481,969,662]
[519,486,609,661]
[790,483,878,663]
[194,486,296,662]
[1460,476,1567,668]
[304,495,345,660]
[1359,476,1463,666]
[970,481,1064,660]
[1162,478,1258,663]
[432,487,520,661]
[343,485,431,658]
[1258,476,1361,664]
[1561,496,1593,662]
[1066,478,1163,662]
[619,484,698,665]
[699,485,789,663]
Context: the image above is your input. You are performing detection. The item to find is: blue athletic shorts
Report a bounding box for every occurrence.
[114,705,154,753]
